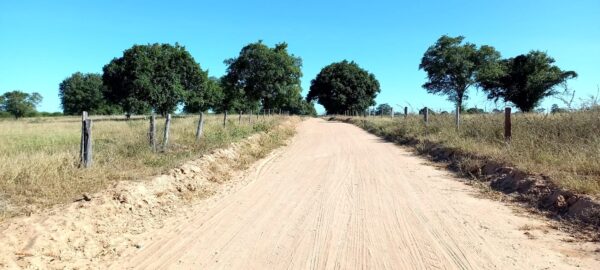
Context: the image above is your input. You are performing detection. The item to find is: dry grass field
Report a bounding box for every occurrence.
[0,114,285,218]
[343,110,600,196]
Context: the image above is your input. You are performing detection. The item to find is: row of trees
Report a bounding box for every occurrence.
[59,41,317,117]
[6,36,575,119]
[419,35,577,125]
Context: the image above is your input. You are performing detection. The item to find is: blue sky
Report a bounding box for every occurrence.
[1,0,599,113]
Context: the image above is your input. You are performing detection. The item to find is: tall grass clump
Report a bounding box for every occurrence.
[345,110,600,196]
[0,114,285,218]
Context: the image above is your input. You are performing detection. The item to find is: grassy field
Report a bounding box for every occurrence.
[342,111,600,196]
[0,114,286,218]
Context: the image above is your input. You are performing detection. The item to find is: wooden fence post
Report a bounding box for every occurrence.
[391,108,394,118]
[80,111,88,163]
[404,107,408,118]
[195,112,204,141]
[249,110,252,124]
[238,111,242,124]
[504,107,512,142]
[163,114,171,150]
[80,111,92,168]
[223,111,228,126]
[149,114,156,151]
[424,107,429,125]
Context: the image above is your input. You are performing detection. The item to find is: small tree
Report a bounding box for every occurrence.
[466,107,485,114]
[478,51,577,112]
[59,72,121,115]
[550,104,568,114]
[307,60,380,114]
[376,103,393,115]
[419,35,500,127]
[0,91,42,119]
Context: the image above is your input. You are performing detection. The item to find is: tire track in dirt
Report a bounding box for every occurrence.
[115,118,600,269]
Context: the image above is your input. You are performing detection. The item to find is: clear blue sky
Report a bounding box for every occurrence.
[1,0,599,113]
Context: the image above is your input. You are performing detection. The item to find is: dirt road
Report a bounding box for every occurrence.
[116,118,599,269]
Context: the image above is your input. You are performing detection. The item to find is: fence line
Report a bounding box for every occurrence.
[76,111,288,168]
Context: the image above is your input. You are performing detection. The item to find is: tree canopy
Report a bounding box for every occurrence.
[102,43,209,116]
[59,72,121,115]
[419,35,500,124]
[307,60,380,114]
[478,51,577,112]
[183,76,224,113]
[0,91,42,118]
[222,41,303,112]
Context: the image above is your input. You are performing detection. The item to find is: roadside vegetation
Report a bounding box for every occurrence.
[341,110,600,196]
[0,115,287,219]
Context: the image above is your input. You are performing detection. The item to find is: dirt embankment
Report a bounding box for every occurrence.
[0,118,298,269]
[335,117,600,235]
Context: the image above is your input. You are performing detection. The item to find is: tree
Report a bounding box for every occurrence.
[419,35,501,127]
[376,103,393,115]
[0,91,42,118]
[466,107,485,114]
[59,72,121,115]
[550,104,568,114]
[478,51,577,112]
[307,60,380,114]
[215,76,260,113]
[222,41,303,111]
[102,43,209,116]
[184,76,224,113]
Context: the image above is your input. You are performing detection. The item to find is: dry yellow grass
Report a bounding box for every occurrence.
[343,110,600,196]
[0,114,285,218]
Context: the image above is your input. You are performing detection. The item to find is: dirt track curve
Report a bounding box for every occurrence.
[115,118,599,269]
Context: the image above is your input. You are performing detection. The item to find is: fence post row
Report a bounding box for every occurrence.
[195,112,204,141]
[149,114,156,152]
[504,107,512,142]
[80,111,92,168]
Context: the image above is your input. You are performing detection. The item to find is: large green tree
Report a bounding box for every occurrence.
[0,91,42,118]
[419,35,500,126]
[222,41,303,111]
[59,72,121,115]
[307,60,380,114]
[478,51,577,112]
[102,43,208,116]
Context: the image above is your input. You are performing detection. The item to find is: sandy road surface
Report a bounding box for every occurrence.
[116,118,599,269]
